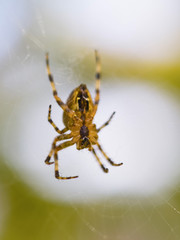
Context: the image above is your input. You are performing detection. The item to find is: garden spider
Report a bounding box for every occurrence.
[45,50,123,179]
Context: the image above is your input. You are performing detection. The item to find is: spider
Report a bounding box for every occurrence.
[45,50,123,180]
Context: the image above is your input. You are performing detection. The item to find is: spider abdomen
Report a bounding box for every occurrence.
[63,84,94,129]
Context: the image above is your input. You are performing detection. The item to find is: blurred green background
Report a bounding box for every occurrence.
[0,1,180,240]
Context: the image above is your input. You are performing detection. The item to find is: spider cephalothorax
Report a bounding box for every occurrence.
[45,50,123,179]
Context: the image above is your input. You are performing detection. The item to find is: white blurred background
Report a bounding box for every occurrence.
[0,1,180,239]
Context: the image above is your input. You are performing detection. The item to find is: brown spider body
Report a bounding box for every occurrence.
[45,51,123,180]
[63,84,98,151]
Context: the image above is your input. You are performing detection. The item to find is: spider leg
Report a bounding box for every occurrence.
[54,140,79,180]
[46,53,74,117]
[45,149,54,165]
[97,142,123,166]
[97,112,116,132]
[45,133,72,165]
[93,50,101,116]
[92,148,109,173]
[48,104,68,134]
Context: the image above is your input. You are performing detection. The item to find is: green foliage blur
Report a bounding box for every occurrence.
[1,152,180,240]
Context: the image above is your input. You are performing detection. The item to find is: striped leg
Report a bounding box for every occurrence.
[46,53,74,117]
[97,142,123,166]
[92,148,109,173]
[48,104,68,134]
[54,140,78,180]
[45,149,54,165]
[97,112,115,132]
[93,50,101,115]
[45,133,72,165]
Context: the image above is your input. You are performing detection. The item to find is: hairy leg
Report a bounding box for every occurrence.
[54,139,78,179]
[45,133,72,165]
[97,142,123,166]
[92,148,108,173]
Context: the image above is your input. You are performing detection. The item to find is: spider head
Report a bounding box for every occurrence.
[77,137,91,150]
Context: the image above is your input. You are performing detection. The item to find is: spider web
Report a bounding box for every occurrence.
[1,1,180,240]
